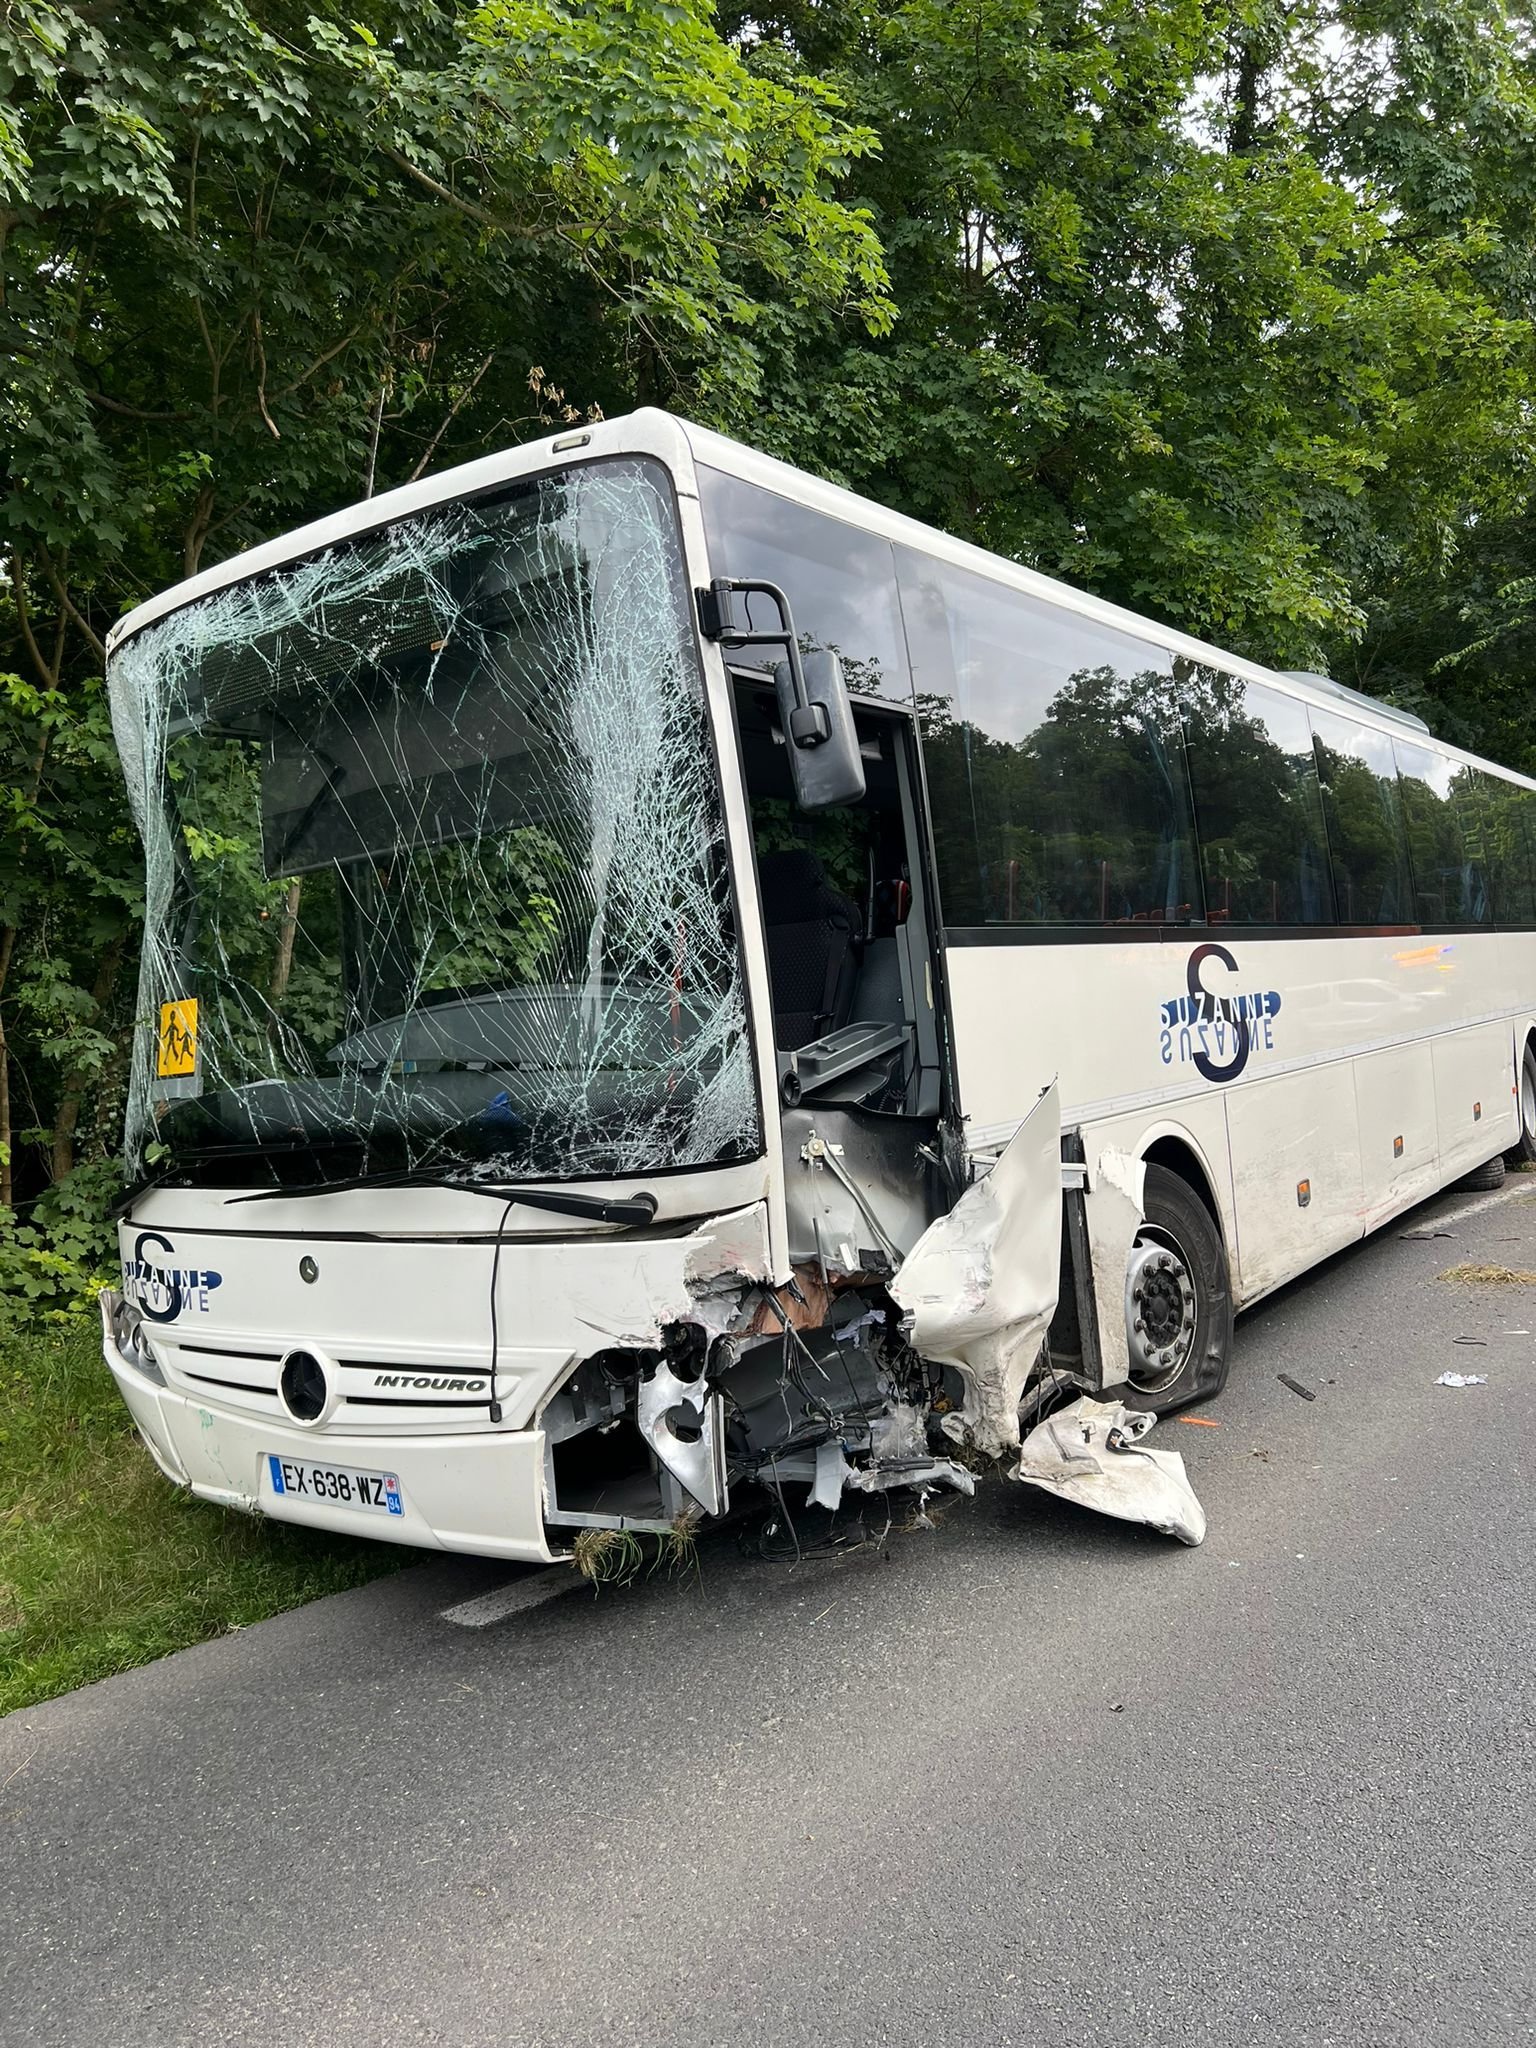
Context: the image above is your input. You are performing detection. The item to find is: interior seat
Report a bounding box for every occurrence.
[755,849,862,1051]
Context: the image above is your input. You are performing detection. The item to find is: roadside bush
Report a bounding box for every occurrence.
[0,1160,118,1332]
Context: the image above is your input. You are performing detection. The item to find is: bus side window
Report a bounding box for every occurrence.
[1520,791,1536,926]
[1177,664,1334,926]
[1478,774,1536,927]
[1393,738,1489,928]
[696,467,911,706]
[895,548,1200,927]
[1310,711,1415,927]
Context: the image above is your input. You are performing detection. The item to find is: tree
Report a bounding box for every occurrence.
[717,0,1533,687]
[0,0,891,1244]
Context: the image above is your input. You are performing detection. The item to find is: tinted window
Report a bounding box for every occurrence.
[1477,775,1536,926]
[896,549,1199,925]
[1517,789,1536,926]
[697,467,911,703]
[1311,711,1414,925]
[1179,665,1334,925]
[1394,740,1489,926]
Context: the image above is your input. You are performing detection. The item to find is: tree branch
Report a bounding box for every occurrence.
[406,351,496,482]
[279,326,366,398]
[379,146,513,235]
[251,308,281,440]
[84,388,193,423]
[37,547,106,666]
[9,553,61,692]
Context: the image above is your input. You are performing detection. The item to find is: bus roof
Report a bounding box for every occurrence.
[106,407,1532,792]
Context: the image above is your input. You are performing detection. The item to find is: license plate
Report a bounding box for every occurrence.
[266,1453,403,1516]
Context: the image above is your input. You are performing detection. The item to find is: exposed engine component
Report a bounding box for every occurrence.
[540,1283,973,1539]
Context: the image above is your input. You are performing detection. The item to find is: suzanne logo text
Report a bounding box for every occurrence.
[1160,943,1281,1083]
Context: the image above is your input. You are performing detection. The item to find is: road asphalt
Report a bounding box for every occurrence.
[2,1176,1533,2048]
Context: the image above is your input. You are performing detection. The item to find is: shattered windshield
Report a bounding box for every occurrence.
[110,457,760,1186]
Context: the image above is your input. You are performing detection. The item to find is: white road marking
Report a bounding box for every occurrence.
[441,1569,577,1628]
[1421,1176,1534,1235]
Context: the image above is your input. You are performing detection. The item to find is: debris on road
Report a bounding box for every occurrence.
[1014,1396,1207,1546]
[1401,1228,1454,1240]
[1452,1335,1488,1346]
[1435,1372,1488,1387]
[1440,1262,1536,1285]
[1176,1415,1220,1428]
[1277,1373,1315,1401]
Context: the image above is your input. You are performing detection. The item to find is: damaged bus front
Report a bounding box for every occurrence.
[100,415,1131,1563]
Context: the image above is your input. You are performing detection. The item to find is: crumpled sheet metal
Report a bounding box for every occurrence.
[565,1202,772,1352]
[891,1081,1062,1456]
[1014,1396,1207,1545]
[1086,1147,1145,1389]
[636,1360,727,1517]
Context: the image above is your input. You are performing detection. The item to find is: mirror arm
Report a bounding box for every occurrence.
[696,578,829,747]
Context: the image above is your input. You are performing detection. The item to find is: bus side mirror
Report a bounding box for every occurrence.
[696,579,865,811]
[772,650,866,811]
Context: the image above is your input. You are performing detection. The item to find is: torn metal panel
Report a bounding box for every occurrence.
[1014,1395,1206,1545]
[781,1106,935,1277]
[1085,1147,1146,1390]
[682,1203,776,1289]
[844,1458,975,1499]
[636,1361,727,1517]
[891,1082,1062,1456]
[558,1202,771,1356]
[809,1438,857,1509]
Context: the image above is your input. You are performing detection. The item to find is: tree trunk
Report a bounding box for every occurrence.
[270,878,303,1008]
[1229,31,1263,157]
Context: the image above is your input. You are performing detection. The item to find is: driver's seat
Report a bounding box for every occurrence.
[755,849,861,1051]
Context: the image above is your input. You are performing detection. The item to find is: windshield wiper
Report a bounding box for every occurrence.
[109,1139,363,1219]
[226,1172,659,1225]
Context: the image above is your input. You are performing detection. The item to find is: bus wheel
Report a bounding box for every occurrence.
[1508,1041,1536,1167]
[1123,1165,1233,1412]
[1458,1155,1506,1192]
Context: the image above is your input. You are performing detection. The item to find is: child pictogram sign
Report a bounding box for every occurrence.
[157,999,199,1078]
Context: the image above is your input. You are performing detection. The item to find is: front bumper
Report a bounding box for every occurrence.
[100,1295,554,1562]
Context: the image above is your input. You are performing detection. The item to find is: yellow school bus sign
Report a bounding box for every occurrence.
[157,999,199,1078]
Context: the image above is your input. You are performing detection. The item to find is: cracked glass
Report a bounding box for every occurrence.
[110,457,760,1187]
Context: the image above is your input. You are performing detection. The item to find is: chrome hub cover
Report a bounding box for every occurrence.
[1125,1237,1197,1389]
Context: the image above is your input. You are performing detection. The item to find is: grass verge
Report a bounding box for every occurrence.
[0,1322,405,1716]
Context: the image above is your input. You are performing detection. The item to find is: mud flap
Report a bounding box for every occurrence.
[891,1082,1062,1456]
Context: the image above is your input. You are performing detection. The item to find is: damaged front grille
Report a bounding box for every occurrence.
[541,1285,976,1540]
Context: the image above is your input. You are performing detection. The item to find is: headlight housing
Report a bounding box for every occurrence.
[111,1294,164,1384]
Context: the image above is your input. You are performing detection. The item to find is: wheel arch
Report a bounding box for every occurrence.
[1139,1128,1227,1245]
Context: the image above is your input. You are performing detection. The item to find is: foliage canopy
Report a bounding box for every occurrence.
[0,0,1532,1296]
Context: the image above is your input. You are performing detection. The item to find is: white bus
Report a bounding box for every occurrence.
[100,410,1536,1559]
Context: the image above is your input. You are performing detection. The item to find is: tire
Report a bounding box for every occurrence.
[1458,1154,1507,1192]
[1507,1040,1536,1167]
[1118,1164,1233,1415]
